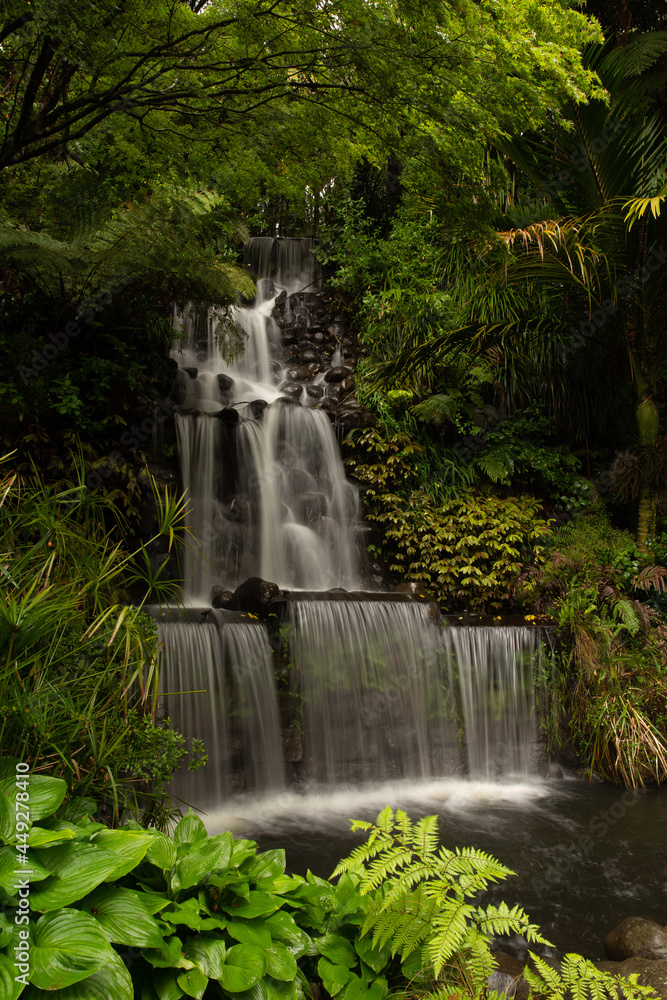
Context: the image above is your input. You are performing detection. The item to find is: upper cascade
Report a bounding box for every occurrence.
[170,238,360,599]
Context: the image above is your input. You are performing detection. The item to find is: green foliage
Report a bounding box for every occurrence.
[333,808,653,1000]
[0,456,201,826]
[346,429,552,611]
[522,506,667,786]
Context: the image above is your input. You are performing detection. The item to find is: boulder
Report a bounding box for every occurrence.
[249,399,268,419]
[605,918,667,962]
[544,762,564,779]
[301,350,319,363]
[285,365,311,382]
[324,366,351,383]
[217,373,235,393]
[211,587,235,609]
[619,958,667,999]
[306,385,324,399]
[233,577,280,617]
[214,407,239,426]
[184,367,198,379]
[279,383,304,399]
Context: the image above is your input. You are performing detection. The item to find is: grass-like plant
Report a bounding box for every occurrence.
[0,453,201,827]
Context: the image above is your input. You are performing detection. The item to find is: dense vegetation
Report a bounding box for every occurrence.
[1,0,667,992]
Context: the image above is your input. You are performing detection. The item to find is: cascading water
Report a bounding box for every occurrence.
[170,239,359,597]
[158,616,284,805]
[289,599,459,784]
[158,237,549,811]
[443,625,544,780]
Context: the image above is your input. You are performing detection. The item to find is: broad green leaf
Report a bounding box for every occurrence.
[222,891,283,919]
[231,839,259,866]
[172,833,232,892]
[177,967,209,999]
[24,949,133,999]
[184,935,227,978]
[28,827,76,849]
[317,958,353,997]
[29,844,126,910]
[146,832,178,870]
[81,886,165,947]
[143,935,194,970]
[29,909,113,990]
[162,903,202,932]
[316,934,357,969]
[0,910,12,948]
[0,952,24,1000]
[265,912,313,957]
[354,935,390,974]
[246,850,286,881]
[0,776,67,841]
[0,846,51,893]
[343,976,387,1000]
[226,918,272,948]
[92,829,154,876]
[174,811,207,846]
[153,969,184,1000]
[218,944,266,992]
[265,944,297,982]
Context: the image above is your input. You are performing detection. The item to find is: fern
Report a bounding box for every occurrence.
[524,951,654,1000]
[333,806,548,992]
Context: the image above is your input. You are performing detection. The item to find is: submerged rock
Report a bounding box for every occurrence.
[605,917,667,961]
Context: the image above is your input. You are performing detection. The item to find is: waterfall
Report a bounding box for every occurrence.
[170,237,358,597]
[158,616,284,805]
[288,600,458,784]
[443,626,543,781]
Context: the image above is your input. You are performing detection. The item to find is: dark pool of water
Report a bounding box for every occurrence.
[206,776,667,960]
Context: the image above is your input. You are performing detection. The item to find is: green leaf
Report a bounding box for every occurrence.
[218,943,267,992]
[222,891,283,919]
[0,776,67,841]
[174,811,207,846]
[316,934,357,969]
[29,844,126,910]
[184,935,227,978]
[354,935,390,974]
[317,958,353,997]
[24,949,133,1000]
[143,935,193,970]
[343,976,387,1000]
[172,833,232,892]
[92,829,154,876]
[30,909,113,990]
[81,886,165,947]
[153,969,185,1000]
[264,944,297,982]
[0,846,51,893]
[0,952,24,1000]
[146,832,178,870]
[265,912,313,957]
[177,967,209,1000]
[226,918,272,948]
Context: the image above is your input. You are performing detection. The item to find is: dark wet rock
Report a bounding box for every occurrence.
[335,408,377,431]
[306,363,321,374]
[279,383,304,399]
[214,407,239,425]
[166,356,179,370]
[211,587,235,609]
[325,384,342,399]
[306,385,324,399]
[487,971,519,998]
[324,366,351,383]
[233,577,280,618]
[619,958,667,998]
[327,323,346,339]
[312,332,325,343]
[315,399,335,412]
[177,407,204,418]
[275,395,302,406]
[340,377,355,392]
[544,762,564,779]
[184,367,198,379]
[275,290,287,307]
[301,350,319,363]
[286,365,311,381]
[217,373,235,393]
[605,918,667,962]
[229,496,251,522]
[249,399,268,419]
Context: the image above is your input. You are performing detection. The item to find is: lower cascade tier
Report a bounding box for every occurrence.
[154,597,547,810]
